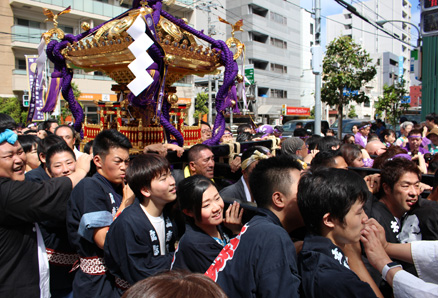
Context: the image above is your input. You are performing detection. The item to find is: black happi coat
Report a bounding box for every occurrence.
[0,177,72,298]
[171,223,230,273]
[298,234,377,298]
[26,165,77,294]
[205,208,301,298]
[104,199,176,292]
[66,173,122,298]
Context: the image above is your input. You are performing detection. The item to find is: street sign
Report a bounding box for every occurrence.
[342,88,359,96]
[282,106,311,116]
[401,96,411,104]
[244,64,254,85]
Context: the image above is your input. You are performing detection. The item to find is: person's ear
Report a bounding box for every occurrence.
[272,191,285,209]
[182,209,194,218]
[39,153,46,164]
[382,182,391,196]
[93,155,103,169]
[140,186,151,198]
[322,213,335,228]
[189,161,196,173]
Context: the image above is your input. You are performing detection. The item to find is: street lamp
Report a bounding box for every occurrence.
[376,20,421,47]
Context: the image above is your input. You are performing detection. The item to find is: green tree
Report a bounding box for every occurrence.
[0,97,27,124]
[322,36,376,139]
[194,92,209,119]
[375,79,410,128]
[348,105,358,118]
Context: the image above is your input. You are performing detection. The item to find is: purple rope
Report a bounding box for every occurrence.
[159,10,238,145]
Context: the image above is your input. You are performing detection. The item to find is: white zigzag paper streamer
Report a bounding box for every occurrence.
[36,37,46,86]
[127,15,154,96]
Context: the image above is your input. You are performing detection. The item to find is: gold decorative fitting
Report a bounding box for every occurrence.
[81,22,90,32]
[167,94,179,105]
[41,6,71,43]
[218,17,244,60]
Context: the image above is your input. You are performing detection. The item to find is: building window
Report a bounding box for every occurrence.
[270,37,287,49]
[344,24,352,29]
[310,23,314,35]
[248,4,268,17]
[249,31,268,43]
[249,59,268,70]
[16,59,26,70]
[59,25,74,34]
[364,100,370,108]
[270,63,287,74]
[270,89,287,98]
[16,18,41,29]
[270,12,287,25]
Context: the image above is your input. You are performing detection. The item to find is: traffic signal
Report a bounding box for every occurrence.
[421,0,438,36]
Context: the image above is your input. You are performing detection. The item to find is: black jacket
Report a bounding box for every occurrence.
[298,234,376,298]
[171,223,229,273]
[205,208,301,298]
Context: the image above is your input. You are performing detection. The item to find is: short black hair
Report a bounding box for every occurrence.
[177,175,215,222]
[293,128,309,138]
[298,168,368,235]
[408,128,423,137]
[318,136,341,152]
[83,140,93,154]
[307,135,322,150]
[380,158,421,191]
[92,129,132,159]
[249,155,302,208]
[126,154,170,200]
[17,135,40,153]
[187,144,212,163]
[426,113,437,124]
[38,135,65,163]
[200,121,211,129]
[46,141,76,171]
[55,125,76,138]
[42,119,58,131]
[311,150,343,171]
[237,123,251,135]
[0,113,16,130]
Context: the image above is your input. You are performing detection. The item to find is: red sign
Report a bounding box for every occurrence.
[286,107,310,116]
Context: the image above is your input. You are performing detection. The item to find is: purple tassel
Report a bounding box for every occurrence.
[41,71,62,113]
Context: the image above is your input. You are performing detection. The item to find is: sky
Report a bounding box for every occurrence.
[300,0,421,47]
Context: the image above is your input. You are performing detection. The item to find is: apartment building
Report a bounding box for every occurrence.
[326,0,412,119]
[2,0,197,123]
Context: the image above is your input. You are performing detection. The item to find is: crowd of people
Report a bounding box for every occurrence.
[1,112,438,298]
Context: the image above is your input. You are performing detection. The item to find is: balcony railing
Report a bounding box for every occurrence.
[19,0,192,18]
[24,0,126,18]
[11,25,46,44]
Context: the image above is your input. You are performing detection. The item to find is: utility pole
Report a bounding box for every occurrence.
[197,1,218,124]
[313,0,322,135]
